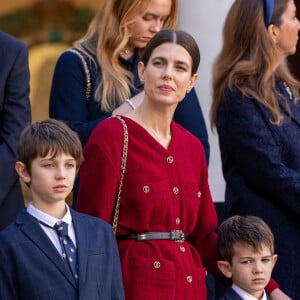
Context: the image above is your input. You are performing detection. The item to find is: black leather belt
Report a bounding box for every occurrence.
[117,230,187,242]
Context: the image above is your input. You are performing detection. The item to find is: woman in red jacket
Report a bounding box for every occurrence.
[76,29,285,299]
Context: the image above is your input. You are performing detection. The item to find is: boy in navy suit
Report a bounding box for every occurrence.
[217,216,277,300]
[0,119,124,300]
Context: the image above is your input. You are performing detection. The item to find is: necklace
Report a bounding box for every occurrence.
[147,127,171,141]
[138,116,172,147]
[120,47,134,56]
[122,49,133,54]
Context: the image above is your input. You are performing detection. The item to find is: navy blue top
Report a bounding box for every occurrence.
[49,49,209,163]
[219,287,270,300]
[216,81,300,299]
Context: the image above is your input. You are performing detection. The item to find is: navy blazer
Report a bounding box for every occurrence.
[219,287,270,300]
[0,209,125,300]
[0,32,31,231]
[49,49,210,163]
[216,82,300,298]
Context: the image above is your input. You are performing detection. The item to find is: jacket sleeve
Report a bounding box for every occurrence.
[0,240,18,299]
[174,88,210,164]
[0,41,31,206]
[110,229,125,300]
[217,88,300,218]
[49,51,112,146]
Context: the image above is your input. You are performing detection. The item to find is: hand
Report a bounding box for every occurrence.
[270,288,292,300]
[112,91,144,116]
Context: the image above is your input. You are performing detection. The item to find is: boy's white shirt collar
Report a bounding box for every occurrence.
[232,283,268,300]
[27,202,72,226]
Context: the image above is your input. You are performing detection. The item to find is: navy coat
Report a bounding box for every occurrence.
[0,32,31,231]
[0,209,125,299]
[216,82,300,299]
[219,287,270,300]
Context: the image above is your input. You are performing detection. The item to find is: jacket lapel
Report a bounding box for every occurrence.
[71,210,89,284]
[17,211,77,288]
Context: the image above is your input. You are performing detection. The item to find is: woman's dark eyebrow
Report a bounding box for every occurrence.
[152,56,190,67]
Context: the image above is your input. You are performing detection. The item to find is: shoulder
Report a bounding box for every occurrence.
[222,86,252,106]
[56,48,96,69]
[218,287,243,300]
[0,31,27,50]
[90,116,124,141]
[0,216,25,247]
[216,86,264,128]
[82,117,125,165]
[0,32,28,64]
[221,86,267,112]
[0,224,16,244]
[172,121,207,164]
[173,121,204,149]
[55,49,84,68]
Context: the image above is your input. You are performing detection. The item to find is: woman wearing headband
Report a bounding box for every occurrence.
[211,0,300,298]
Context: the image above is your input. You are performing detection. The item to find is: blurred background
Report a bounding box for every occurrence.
[1,0,103,122]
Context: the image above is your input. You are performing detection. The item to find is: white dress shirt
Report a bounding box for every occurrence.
[27,202,77,255]
[232,283,268,300]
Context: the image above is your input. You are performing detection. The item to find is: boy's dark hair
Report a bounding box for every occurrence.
[18,119,84,173]
[218,215,274,262]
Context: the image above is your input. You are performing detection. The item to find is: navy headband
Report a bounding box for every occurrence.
[263,0,275,27]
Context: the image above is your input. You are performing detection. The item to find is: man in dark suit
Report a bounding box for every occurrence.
[0,31,31,231]
[0,119,124,299]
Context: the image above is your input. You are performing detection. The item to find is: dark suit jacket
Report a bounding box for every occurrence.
[0,209,125,299]
[216,82,300,298]
[0,32,31,231]
[219,287,270,300]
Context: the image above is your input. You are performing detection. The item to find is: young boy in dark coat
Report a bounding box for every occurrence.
[217,215,277,300]
[0,119,124,300]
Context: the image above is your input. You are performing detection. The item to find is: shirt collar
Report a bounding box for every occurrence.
[232,284,268,300]
[27,202,72,227]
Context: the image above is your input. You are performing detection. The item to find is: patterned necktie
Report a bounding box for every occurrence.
[54,222,79,282]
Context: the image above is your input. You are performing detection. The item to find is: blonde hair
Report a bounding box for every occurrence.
[211,0,300,128]
[74,0,178,112]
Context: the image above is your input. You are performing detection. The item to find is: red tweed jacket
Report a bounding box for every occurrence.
[77,116,219,299]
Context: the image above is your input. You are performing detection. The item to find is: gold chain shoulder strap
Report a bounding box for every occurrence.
[66,48,91,101]
[112,116,128,234]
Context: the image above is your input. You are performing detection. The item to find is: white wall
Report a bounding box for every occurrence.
[178,1,234,202]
